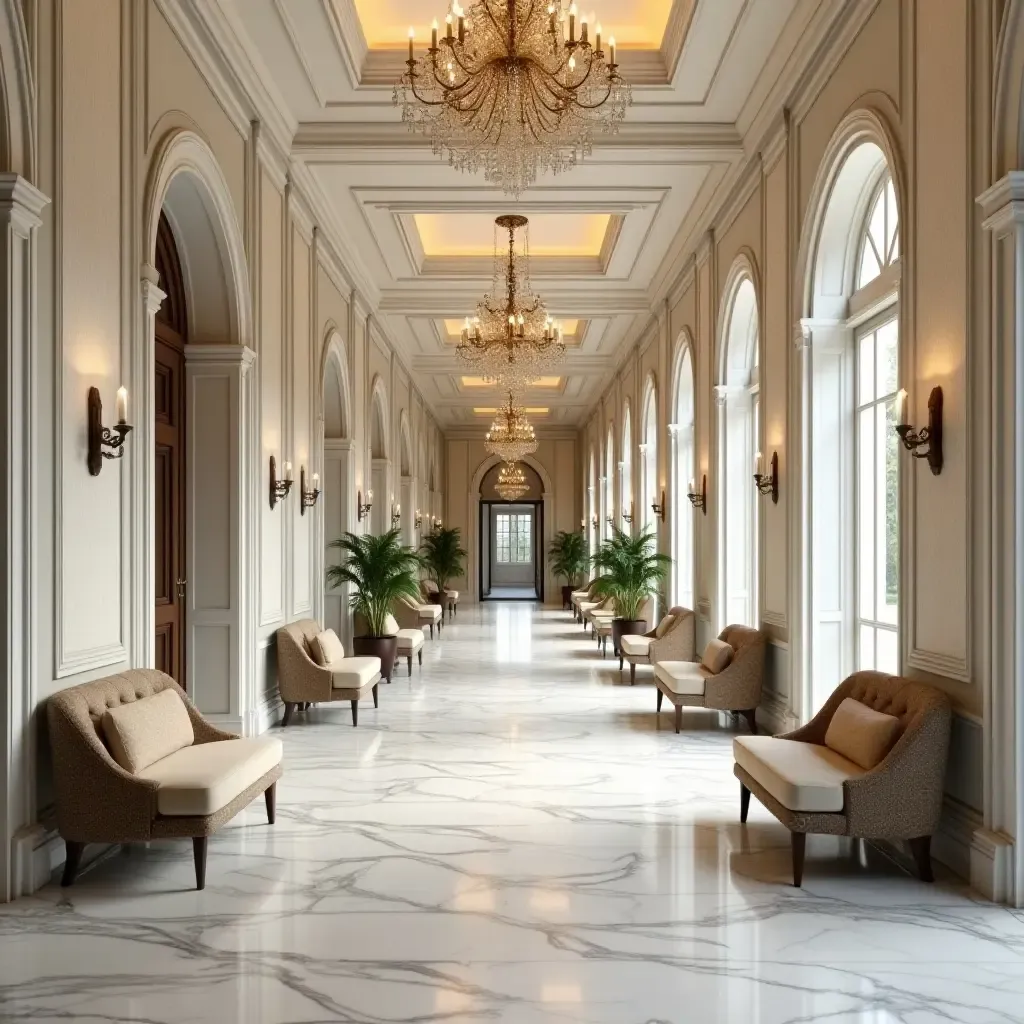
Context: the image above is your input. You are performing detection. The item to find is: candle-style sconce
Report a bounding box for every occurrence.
[391,503,402,528]
[605,514,614,527]
[300,467,321,515]
[357,489,373,522]
[894,386,943,476]
[753,451,779,504]
[621,501,634,525]
[591,515,599,530]
[269,455,294,509]
[651,490,666,522]
[414,509,423,529]
[687,474,707,515]
[580,519,586,533]
[87,386,133,476]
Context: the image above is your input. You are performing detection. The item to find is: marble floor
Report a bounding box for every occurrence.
[2,602,1023,1023]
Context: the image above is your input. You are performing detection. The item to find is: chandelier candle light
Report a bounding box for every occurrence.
[397,1,631,196]
[496,462,529,501]
[458,214,565,392]
[484,392,539,463]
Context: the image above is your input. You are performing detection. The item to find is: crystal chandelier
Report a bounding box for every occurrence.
[458,214,565,393]
[485,392,538,463]
[396,1,631,196]
[496,462,529,501]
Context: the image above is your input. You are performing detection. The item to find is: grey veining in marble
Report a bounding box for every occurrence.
[2,602,1022,1023]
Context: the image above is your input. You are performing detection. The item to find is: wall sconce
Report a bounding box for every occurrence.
[753,451,779,504]
[391,503,402,528]
[357,489,373,522]
[687,474,707,514]
[651,490,666,522]
[591,515,598,530]
[894,387,943,475]
[414,509,423,529]
[87,386,132,475]
[300,467,320,515]
[621,501,634,525]
[269,455,293,509]
[580,518,586,533]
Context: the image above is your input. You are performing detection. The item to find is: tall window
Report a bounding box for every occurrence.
[672,345,695,609]
[641,385,658,535]
[604,429,614,539]
[588,450,596,561]
[496,513,531,563]
[621,404,632,529]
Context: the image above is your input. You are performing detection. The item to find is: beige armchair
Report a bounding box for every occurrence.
[654,624,767,734]
[582,595,614,632]
[276,619,382,726]
[593,597,655,657]
[422,580,458,621]
[734,671,952,886]
[619,606,696,683]
[570,579,598,621]
[393,595,444,638]
[47,669,282,890]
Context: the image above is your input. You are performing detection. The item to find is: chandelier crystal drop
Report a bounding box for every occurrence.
[496,462,529,501]
[457,214,566,392]
[395,1,632,196]
[484,392,538,463]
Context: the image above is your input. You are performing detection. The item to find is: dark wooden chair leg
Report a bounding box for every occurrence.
[618,655,623,671]
[281,702,295,727]
[193,836,208,890]
[350,700,359,726]
[656,689,664,712]
[265,782,277,824]
[630,663,636,685]
[741,708,758,735]
[430,624,434,638]
[418,649,423,666]
[740,783,751,823]
[407,655,413,674]
[674,705,682,734]
[909,836,934,882]
[61,841,85,887]
[790,831,806,887]
[372,683,379,709]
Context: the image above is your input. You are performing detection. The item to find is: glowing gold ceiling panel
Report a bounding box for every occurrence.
[461,375,562,388]
[416,214,611,258]
[354,1,673,50]
[444,319,581,340]
[474,406,550,415]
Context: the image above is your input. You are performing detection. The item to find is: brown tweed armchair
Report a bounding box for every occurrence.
[47,669,282,890]
[734,671,952,886]
[276,619,382,726]
[619,606,696,683]
[422,580,458,621]
[653,624,767,734]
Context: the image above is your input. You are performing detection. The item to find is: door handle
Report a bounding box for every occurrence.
[176,578,187,599]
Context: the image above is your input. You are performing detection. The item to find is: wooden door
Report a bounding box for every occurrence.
[154,214,188,686]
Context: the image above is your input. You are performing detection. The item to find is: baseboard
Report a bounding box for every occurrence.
[12,822,63,896]
[931,798,1018,904]
[757,691,799,734]
[250,691,283,735]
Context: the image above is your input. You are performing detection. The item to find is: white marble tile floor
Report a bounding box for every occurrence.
[1,602,1022,1023]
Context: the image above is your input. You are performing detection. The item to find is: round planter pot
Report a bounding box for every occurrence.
[611,618,647,657]
[561,585,573,610]
[353,634,399,683]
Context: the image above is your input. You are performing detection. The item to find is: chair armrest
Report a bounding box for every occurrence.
[703,636,766,712]
[277,639,333,703]
[391,601,420,630]
[175,683,238,743]
[46,701,159,843]
[649,621,696,665]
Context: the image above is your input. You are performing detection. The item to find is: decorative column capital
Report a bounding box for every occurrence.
[978,171,1024,232]
[0,174,49,235]
[713,385,729,408]
[140,264,166,316]
[794,320,812,351]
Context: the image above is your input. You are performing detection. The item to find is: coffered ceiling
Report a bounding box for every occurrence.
[212,0,836,429]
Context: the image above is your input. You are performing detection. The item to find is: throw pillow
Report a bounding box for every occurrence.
[102,687,194,774]
[383,614,400,635]
[701,638,734,674]
[310,628,345,666]
[825,697,902,770]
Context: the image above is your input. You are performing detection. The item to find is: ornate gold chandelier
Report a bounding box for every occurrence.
[496,462,529,501]
[485,392,538,463]
[396,1,631,196]
[458,214,565,393]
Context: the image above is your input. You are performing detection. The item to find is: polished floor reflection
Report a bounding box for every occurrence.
[2,603,1022,1023]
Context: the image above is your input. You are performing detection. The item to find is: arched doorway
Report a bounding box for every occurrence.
[479,461,545,600]
[717,260,760,631]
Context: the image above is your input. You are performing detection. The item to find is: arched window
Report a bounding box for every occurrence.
[671,341,696,609]
[718,270,759,630]
[588,448,597,561]
[804,138,901,711]
[621,403,632,529]
[604,428,614,540]
[640,382,658,536]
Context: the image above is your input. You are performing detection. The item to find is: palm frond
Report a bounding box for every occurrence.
[418,526,467,591]
[590,526,671,620]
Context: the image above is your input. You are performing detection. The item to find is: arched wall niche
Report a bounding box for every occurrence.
[0,0,36,179]
[993,0,1024,175]
[670,330,697,610]
[640,372,659,536]
[398,411,415,544]
[620,398,632,527]
[140,127,257,734]
[717,252,761,387]
[368,375,390,534]
[480,461,543,500]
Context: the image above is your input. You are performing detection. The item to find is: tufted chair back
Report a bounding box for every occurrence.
[276,619,333,703]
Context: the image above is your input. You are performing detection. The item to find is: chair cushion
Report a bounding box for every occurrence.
[654,614,675,639]
[701,638,734,674]
[654,661,708,696]
[444,590,459,601]
[329,657,381,689]
[382,614,400,636]
[102,688,195,774]
[577,600,601,613]
[733,735,864,813]
[620,635,652,658]
[137,736,282,817]
[310,629,345,665]
[396,628,425,652]
[420,604,443,623]
[824,697,902,770]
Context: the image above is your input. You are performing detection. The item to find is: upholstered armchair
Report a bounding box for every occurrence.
[653,624,767,734]
[393,595,443,638]
[734,671,952,886]
[47,669,282,890]
[593,597,655,657]
[619,606,696,683]
[422,580,458,621]
[570,578,598,621]
[583,596,615,632]
[276,619,382,726]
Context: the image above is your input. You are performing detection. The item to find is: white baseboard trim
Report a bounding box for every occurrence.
[250,691,283,735]
[12,823,63,896]
[757,692,799,734]
[930,798,1018,905]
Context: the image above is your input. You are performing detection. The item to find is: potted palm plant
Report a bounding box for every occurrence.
[326,528,422,683]
[419,525,467,597]
[549,530,589,609]
[591,525,671,656]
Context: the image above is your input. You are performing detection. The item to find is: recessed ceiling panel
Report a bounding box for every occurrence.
[352,1,674,51]
[442,318,582,339]
[416,213,611,258]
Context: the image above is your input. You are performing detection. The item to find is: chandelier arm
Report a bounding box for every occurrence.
[402,70,450,107]
[572,87,617,111]
[524,71,571,120]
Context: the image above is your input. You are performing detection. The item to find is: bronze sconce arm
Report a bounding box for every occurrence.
[87,387,133,476]
[753,451,779,505]
[357,490,373,522]
[269,455,293,509]
[651,490,666,522]
[687,474,707,515]
[894,386,943,476]
[300,467,321,515]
